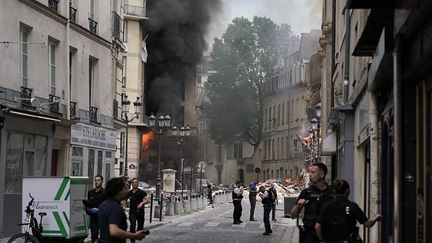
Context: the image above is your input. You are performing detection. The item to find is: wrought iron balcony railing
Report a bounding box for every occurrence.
[70,6,77,23]
[48,0,59,12]
[70,101,77,119]
[89,106,98,123]
[89,18,98,34]
[49,94,60,113]
[112,12,123,41]
[20,86,33,106]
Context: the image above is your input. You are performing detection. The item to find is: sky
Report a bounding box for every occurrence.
[206,0,322,47]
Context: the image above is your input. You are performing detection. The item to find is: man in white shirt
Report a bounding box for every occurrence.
[232,181,244,224]
[259,185,273,235]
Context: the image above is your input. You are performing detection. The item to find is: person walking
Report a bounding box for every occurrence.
[259,185,274,235]
[85,175,106,243]
[290,163,334,243]
[207,184,214,207]
[248,180,258,221]
[315,179,382,243]
[98,177,146,243]
[269,183,278,222]
[232,181,244,224]
[128,178,150,243]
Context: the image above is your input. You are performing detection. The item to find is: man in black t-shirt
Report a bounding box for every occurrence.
[290,163,334,243]
[98,177,146,243]
[315,179,382,243]
[128,178,150,243]
[85,175,106,243]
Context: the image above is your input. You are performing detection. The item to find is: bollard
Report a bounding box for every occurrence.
[150,194,154,223]
[201,195,206,209]
[184,196,191,212]
[166,198,175,216]
[198,195,203,209]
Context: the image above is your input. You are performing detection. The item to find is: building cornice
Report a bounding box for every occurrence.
[70,24,111,49]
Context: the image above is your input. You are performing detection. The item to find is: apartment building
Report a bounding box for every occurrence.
[0,0,115,236]
[260,30,321,181]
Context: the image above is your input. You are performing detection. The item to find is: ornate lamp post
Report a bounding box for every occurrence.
[171,125,190,196]
[121,93,142,177]
[148,114,171,201]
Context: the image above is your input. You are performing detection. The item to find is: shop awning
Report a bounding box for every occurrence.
[7,109,61,122]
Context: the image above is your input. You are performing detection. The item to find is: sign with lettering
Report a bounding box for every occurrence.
[71,123,116,151]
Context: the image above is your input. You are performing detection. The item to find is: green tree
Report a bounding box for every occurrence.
[204,16,293,146]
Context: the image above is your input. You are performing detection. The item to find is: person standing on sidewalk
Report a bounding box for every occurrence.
[85,175,106,243]
[315,179,382,243]
[207,183,213,206]
[259,185,273,235]
[232,181,244,224]
[98,177,146,243]
[248,180,258,221]
[290,163,334,243]
[269,183,278,222]
[128,178,150,243]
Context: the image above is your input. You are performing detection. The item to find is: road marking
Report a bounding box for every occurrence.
[204,222,219,227]
[177,222,194,227]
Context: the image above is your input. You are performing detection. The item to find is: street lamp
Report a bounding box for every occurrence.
[171,125,190,201]
[121,93,142,177]
[148,114,171,201]
[315,103,321,161]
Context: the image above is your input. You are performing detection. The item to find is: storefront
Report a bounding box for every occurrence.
[70,123,116,181]
[0,109,59,237]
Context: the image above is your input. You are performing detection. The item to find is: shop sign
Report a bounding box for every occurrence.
[71,123,116,151]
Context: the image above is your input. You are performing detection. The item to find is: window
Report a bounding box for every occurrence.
[277,104,281,126]
[71,146,83,176]
[264,140,267,160]
[89,0,95,19]
[97,150,103,176]
[282,103,285,125]
[105,151,112,180]
[277,138,280,159]
[88,149,95,179]
[20,29,29,87]
[5,132,48,193]
[48,42,56,95]
[89,58,96,106]
[234,143,243,159]
[272,139,275,160]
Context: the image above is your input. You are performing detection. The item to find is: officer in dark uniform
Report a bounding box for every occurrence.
[290,163,334,243]
[232,181,244,224]
[248,180,258,221]
[315,179,382,243]
[128,178,149,243]
[259,185,273,235]
[84,175,106,243]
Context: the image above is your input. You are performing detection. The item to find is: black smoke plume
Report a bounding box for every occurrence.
[144,0,222,121]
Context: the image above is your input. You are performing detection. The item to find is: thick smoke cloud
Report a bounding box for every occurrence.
[145,0,222,119]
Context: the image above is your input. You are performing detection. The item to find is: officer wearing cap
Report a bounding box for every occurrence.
[232,181,244,224]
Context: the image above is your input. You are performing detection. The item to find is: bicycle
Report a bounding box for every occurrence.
[8,193,47,243]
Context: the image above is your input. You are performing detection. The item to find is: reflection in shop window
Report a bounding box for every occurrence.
[32,136,47,176]
[105,151,112,180]
[72,146,83,176]
[88,149,95,179]
[97,151,103,176]
[5,132,24,193]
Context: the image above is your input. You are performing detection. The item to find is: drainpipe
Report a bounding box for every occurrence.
[393,36,402,243]
[343,6,351,105]
[369,92,380,243]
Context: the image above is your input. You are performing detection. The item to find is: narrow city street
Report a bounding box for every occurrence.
[143,201,297,243]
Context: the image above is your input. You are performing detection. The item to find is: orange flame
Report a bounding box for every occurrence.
[142,131,156,151]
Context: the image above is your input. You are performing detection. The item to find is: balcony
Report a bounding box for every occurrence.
[124,4,147,19]
[89,106,98,123]
[89,18,98,34]
[112,12,123,41]
[48,0,59,12]
[48,94,60,113]
[70,101,77,119]
[70,6,77,23]
[20,86,33,106]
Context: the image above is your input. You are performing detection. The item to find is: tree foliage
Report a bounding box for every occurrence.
[204,16,293,146]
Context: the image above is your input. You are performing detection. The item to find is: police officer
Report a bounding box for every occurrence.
[232,181,244,224]
[85,175,106,243]
[290,163,334,243]
[259,185,273,235]
[315,179,382,243]
[269,183,278,222]
[128,178,150,243]
[248,180,258,221]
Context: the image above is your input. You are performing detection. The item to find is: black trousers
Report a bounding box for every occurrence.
[249,195,256,220]
[89,215,99,242]
[129,211,144,243]
[233,201,242,222]
[271,203,276,220]
[263,204,272,233]
[299,230,320,243]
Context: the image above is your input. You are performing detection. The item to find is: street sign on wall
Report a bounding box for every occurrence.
[71,123,116,151]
